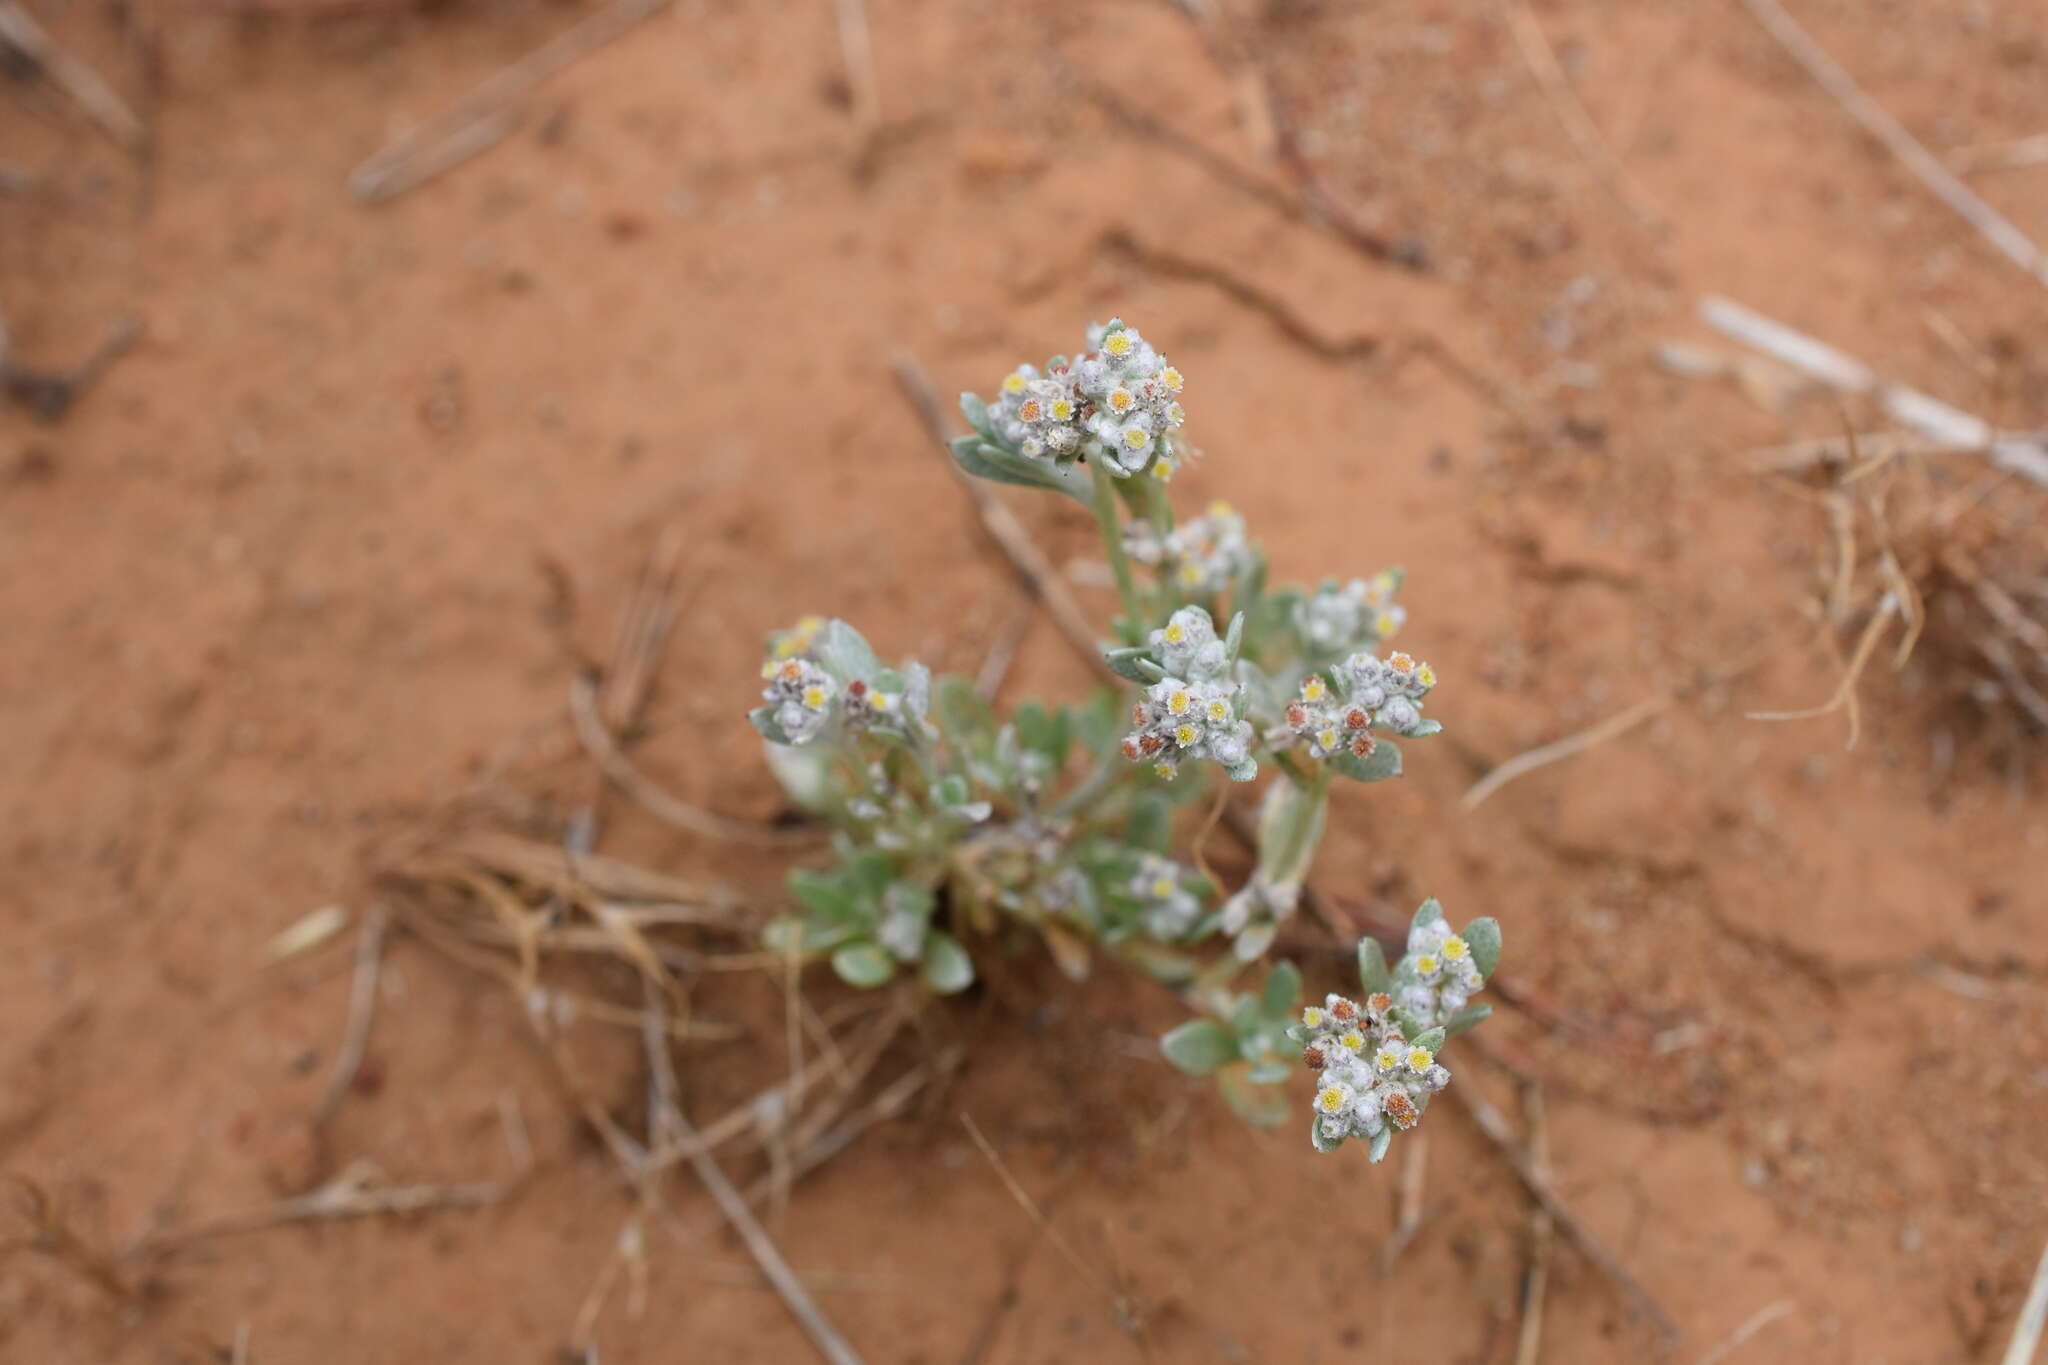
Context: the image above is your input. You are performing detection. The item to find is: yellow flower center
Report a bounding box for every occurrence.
[801,686,827,708]
[1173,724,1198,746]
[1104,332,1132,357]
[1109,389,1134,413]
[1441,936,1468,960]
[1407,1047,1434,1071]
[1414,955,1439,975]
[1150,876,1177,900]
[1339,1030,1365,1052]
[1302,1008,1326,1028]
[1316,1086,1346,1114]
[1161,366,1183,391]
[1049,398,1073,420]
[1375,1047,1401,1071]
[1163,624,1186,644]
[1317,729,1339,749]
[1152,762,1176,780]
[1416,663,1437,688]
[1302,678,1326,701]
[1207,700,1230,721]
[1122,428,1149,450]
[1002,373,1027,394]
[1168,691,1191,714]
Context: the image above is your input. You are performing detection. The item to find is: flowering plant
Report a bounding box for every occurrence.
[747,319,1497,1156]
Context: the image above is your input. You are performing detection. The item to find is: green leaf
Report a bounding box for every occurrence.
[1218,1065,1290,1127]
[919,932,975,995]
[1411,897,1446,931]
[789,868,856,919]
[748,706,798,745]
[931,774,972,809]
[1412,1026,1446,1056]
[1124,794,1173,854]
[1245,1057,1293,1085]
[1134,657,1168,682]
[1012,702,1069,766]
[1120,940,1197,985]
[845,851,897,897]
[935,675,995,744]
[1310,1113,1344,1155]
[813,620,879,684]
[1223,611,1245,663]
[1462,917,1503,978]
[948,435,1091,505]
[1261,960,1303,1019]
[1404,719,1444,738]
[1357,937,1392,996]
[1330,739,1403,784]
[1368,1127,1393,1163]
[1442,1003,1493,1038]
[1256,777,1328,887]
[1103,646,1156,685]
[959,391,995,441]
[829,942,895,989]
[1160,1019,1238,1075]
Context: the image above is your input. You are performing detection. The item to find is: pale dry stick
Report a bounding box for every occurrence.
[0,4,144,150]
[1951,132,2048,176]
[1449,1086,1678,1341]
[1502,0,1662,228]
[1979,636,2048,732]
[730,1049,964,1214]
[832,0,880,131]
[1513,1086,1553,1365]
[570,671,824,847]
[891,353,1113,682]
[1463,694,1671,812]
[1738,0,2048,292]
[1746,595,1898,749]
[2002,1236,2048,1365]
[1379,1130,1430,1272]
[643,1006,902,1176]
[572,1211,647,1354]
[137,1161,500,1255]
[498,1090,536,1172]
[958,1114,1144,1336]
[1699,295,2048,488]
[312,905,390,1130]
[231,1322,250,1365]
[348,0,674,203]
[975,594,1039,700]
[654,1073,865,1361]
[1694,1298,1795,1365]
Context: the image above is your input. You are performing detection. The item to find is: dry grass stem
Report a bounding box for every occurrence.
[1695,1298,1795,1365]
[1738,0,2048,292]
[349,0,675,202]
[312,905,390,1130]
[1503,0,1662,228]
[1450,1086,1677,1340]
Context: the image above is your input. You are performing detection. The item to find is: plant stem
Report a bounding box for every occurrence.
[1090,458,1145,643]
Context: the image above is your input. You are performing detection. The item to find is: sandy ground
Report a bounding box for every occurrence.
[4,0,2047,1361]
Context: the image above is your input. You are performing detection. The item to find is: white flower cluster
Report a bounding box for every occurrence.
[1124,502,1254,597]
[985,319,1186,474]
[760,657,835,744]
[1297,992,1451,1148]
[1118,609,1255,781]
[1120,677,1254,781]
[1393,917,1487,1030]
[1295,572,1406,655]
[1148,606,1228,679]
[1128,854,1201,941]
[1284,649,1439,760]
[756,618,925,746]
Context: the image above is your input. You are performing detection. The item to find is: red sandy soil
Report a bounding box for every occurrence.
[4,1,2046,1361]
